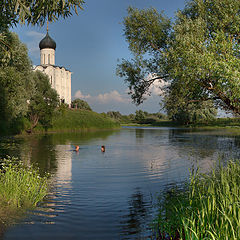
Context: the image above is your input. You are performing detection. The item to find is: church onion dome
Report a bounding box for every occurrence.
[39,32,56,50]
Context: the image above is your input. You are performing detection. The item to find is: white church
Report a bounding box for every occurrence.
[34,30,72,105]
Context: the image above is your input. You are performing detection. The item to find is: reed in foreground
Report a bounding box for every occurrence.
[0,157,49,223]
[155,160,240,240]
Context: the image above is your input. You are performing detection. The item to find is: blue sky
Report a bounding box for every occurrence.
[13,0,186,114]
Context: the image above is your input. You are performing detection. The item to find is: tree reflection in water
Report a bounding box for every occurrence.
[168,129,240,161]
[120,188,153,239]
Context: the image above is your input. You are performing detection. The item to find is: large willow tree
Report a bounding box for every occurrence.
[117,0,240,119]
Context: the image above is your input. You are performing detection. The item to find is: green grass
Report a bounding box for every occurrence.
[189,117,240,129]
[122,120,182,127]
[48,109,120,132]
[0,157,48,225]
[126,118,240,129]
[154,160,240,239]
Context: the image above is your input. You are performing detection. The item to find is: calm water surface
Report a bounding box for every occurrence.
[0,127,239,240]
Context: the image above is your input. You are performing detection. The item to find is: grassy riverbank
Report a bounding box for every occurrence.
[0,109,120,136]
[124,118,240,129]
[34,109,120,133]
[154,160,240,239]
[0,157,48,229]
[188,117,240,129]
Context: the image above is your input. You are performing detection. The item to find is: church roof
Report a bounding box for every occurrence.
[39,32,56,50]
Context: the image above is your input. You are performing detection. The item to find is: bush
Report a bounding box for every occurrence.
[0,156,48,208]
[71,98,92,111]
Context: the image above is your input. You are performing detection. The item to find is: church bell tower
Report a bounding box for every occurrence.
[39,24,56,66]
[36,23,72,106]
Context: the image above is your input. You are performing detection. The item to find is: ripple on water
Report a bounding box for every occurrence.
[2,127,240,240]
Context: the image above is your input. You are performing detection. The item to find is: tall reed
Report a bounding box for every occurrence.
[155,160,240,239]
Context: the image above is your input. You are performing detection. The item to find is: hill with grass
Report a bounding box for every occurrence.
[47,109,119,132]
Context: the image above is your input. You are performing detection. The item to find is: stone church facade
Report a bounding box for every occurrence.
[34,31,71,105]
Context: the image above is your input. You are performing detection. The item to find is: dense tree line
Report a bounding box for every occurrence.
[117,0,240,124]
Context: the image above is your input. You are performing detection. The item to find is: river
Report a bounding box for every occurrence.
[0,127,239,239]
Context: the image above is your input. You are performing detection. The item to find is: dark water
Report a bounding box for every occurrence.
[0,127,239,240]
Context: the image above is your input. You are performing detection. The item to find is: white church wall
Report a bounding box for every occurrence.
[34,65,71,105]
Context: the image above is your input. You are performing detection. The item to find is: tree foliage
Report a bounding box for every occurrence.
[117,1,240,119]
[0,0,85,29]
[135,110,145,123]
[106,111,122,120]
[0,67,31,121]
[27,71,59,132]
[117,7,171,105]
[0,30,32,68]
[164,78,217,124]
[72,98,92,111]
[0,32,33,133]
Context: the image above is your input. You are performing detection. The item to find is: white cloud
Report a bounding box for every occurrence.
[74,90,130,104]
[149,79,168,96]
[73,89,164,114]
[96,90,128,103]
[145,73,169,97]
[74,90,92,100]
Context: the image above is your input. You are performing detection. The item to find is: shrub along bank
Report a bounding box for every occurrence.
[0,157,48,229]
[154,160,240,240]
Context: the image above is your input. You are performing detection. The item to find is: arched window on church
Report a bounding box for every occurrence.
[48,54,50,64]
[44,54,45,64]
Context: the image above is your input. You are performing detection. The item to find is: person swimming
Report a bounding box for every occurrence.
[75,145,80,151]
[101,145,105,153]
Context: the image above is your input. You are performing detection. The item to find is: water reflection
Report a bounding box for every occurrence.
[120,188,152,239]
[0,127,239,239]
[168,129,240,164]
[135,129,144,144]
[55,144,72,183]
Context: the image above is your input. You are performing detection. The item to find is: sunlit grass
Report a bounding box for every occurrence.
[50,109,120,132]
[155,160,240,239]
[0,156,49,224]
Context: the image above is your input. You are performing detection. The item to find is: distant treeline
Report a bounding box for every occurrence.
[102,110,167,124]
[102,110,240,128]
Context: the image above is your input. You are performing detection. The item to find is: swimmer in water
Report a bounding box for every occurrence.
[101,145,105,153]
[75,145,80,151]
